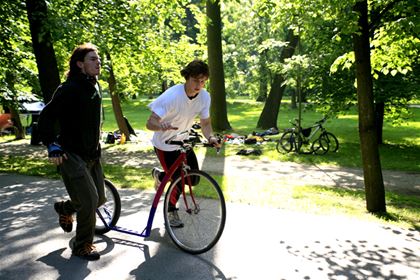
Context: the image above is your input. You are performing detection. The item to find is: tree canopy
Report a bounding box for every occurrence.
[0,0,418,126]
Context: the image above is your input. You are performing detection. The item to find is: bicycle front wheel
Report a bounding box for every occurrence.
[95,179,121,234]
[163,170,226,254]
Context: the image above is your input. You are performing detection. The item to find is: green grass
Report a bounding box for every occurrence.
[1,98,419,229]
[103,97,420,171]
[0,155,61,178]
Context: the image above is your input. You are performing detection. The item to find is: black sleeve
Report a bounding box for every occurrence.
[37,85,66,147]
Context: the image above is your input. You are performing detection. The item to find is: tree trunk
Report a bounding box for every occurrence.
[25,0,60,103]
[206,0,231,131]
[257,75,285,129]
[374,101,384,144]
[106,52,130,141]
[256,50,268,102]
[353,0,386,213]
[9,106,25,140]
[257,29,299,129]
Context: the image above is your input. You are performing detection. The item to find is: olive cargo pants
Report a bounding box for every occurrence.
[59,152,106,251]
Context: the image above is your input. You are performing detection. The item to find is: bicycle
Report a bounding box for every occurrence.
[276,117,339,155]
[94,130,226,254]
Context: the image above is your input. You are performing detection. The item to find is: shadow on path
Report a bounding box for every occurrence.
[0,174,418,279]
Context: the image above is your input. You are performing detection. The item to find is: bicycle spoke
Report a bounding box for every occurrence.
[95,180,121,234]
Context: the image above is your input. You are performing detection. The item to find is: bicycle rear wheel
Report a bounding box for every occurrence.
[277,131,297,153]
[321,132,339,153]
[163,170,226,254]
[95,179,121,234]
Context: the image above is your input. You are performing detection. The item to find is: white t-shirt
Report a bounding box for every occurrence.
[148,84,211,151]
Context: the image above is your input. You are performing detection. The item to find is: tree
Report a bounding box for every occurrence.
[327,0,419,140]
[105,51,131,140]
[25,0,60,103]
[369,0,420,143]
[353,0,386,212]
[206,0,231,131]
[257,29,299,129]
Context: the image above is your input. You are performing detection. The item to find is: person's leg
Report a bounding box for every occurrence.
[154,148,181,212]
[154,148,179,181]
[59,153,99,256]
[186,149,199,169]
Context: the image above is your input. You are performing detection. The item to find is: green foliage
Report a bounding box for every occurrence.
[46,0,206,98]
[0,1,41,108]
[1,0,418,128]
[328,0,420,115]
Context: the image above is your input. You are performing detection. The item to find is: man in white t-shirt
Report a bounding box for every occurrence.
[146,59,220,227]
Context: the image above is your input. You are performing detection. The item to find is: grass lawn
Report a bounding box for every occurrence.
[102,97,420,171]
[1,97,419,229]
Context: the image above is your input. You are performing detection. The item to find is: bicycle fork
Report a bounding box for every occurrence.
[180,169,200,215]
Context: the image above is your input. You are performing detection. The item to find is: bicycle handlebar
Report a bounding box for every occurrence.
[289,116,327,128]
[164,129,222,154]
[315,116,327,125]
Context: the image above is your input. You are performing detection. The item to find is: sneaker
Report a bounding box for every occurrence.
[151,167,162,190]
[54,202,74,233]
[168,210,184,228]
[73,243,100,261]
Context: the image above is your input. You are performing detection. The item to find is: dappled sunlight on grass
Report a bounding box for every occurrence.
[0,155,60,178]
[337,115,358,120]
[219,172,419,229]
[103,165,152,190]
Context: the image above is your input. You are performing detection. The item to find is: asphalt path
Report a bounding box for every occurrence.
[0,173,419,280]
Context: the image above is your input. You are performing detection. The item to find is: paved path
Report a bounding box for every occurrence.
[0,173,419,280]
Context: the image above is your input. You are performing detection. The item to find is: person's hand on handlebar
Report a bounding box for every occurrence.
[208,135,222,148]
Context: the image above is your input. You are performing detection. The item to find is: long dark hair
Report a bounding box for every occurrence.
[67,43,98,78]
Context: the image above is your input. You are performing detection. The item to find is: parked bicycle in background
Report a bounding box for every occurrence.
[276,117,339,155]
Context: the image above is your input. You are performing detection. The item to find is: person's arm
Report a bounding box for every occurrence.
[200,117,220,147]
[38,87,68,165]
[146,112,177,131]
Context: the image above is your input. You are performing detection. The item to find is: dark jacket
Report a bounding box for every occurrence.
[38,74,102,160]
